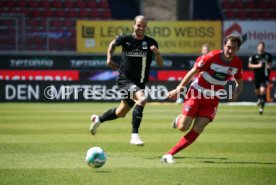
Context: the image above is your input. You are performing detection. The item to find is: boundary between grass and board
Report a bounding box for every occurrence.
[148,102,276,106]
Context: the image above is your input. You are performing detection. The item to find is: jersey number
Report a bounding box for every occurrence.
[140,56,147,83]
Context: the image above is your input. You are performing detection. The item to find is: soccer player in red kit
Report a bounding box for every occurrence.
[161,35,244,163]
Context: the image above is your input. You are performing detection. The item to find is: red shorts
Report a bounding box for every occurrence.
[182,87,219,121]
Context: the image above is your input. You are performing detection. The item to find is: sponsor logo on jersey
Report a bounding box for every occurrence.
[142,41,147,49]
[197,60,205,68]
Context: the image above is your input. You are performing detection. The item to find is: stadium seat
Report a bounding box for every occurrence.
[234,2,243,9]
[221,2,231,9]
[64,19,75,27]
[31,10,41,17]
[28,0,39,8]
[76,1,86,8]
[103,9,112,19]
[40,1,51,8]
[238,11,249,19]
[246,2,255,9]
[52,1,63,8]
[97,0,109,9]
[250,11,259,19]
[67,10,78,18]
[87,1,96,8]
[51,19,63,28]
[56,10,66,18]
[224,11,236,19]
[3,1,16,7]
[43,10,54,17]
[79,10,89,19]
[64,1,74,8]
[17,0,27,7]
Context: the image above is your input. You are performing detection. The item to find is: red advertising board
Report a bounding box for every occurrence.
[0,70,79,81]
[157,70,276,81]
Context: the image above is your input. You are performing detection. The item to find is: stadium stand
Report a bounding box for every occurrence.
[1,0,275,51]
[220,0,276,20]
[0,0,112,51]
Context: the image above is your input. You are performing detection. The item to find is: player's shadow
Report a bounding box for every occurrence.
[94,170,112,173]
[201,160,276,165]
[147,156,276,166]
[175,156,228,160]
[174,156,276,166]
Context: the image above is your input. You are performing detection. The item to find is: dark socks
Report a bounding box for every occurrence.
[260,94,266,109]
[99,108,118,123]
[132,105,144,133]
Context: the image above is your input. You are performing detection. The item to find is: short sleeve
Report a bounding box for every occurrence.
[194,54,211,72]
[152,38,158,49]
[114,33,127,46]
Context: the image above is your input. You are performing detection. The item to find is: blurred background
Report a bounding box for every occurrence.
[0,0,275,102]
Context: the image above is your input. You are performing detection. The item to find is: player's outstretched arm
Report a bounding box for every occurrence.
[106,40,119,70]
[167,67,199,100]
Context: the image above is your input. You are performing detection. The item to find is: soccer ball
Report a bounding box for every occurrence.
[85,147,107,168]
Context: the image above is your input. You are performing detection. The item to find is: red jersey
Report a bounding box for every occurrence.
[192,50,243,97]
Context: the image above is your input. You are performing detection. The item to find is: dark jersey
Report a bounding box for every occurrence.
[114,34,158,85]
[249,52,272,79]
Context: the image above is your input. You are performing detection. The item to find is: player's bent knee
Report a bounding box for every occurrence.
[137,96,147,106]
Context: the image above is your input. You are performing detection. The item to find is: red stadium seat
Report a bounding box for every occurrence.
[4,1,16,7]
[67,10,77,18]
[234,2,243,9]
[64,1,74,8]
[238,11,249,19]
[87,1,96,8]
[79,10,89,18]
[224,11,236,19]
[245,2,255,9]
[76,1,86,8]
[28,0,39,8]
[56,10,66,18]
[51,19,63,28]
[52,1,63,8]
[250,11,259,19]
[43,10,54,17]
[40,1,51,8]
[221,2,232,9]
[103,9,112,19]
[64,19,75,27]
[31,10,41,17]
[97,0,109,8]
[17,0,27,7]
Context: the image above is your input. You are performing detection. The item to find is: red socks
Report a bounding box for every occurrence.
[168,129,199,156]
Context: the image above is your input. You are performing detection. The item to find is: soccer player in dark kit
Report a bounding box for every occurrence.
[248,42,272,115]
[90,15,163,146]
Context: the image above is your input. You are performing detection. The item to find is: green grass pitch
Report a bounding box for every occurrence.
[0,103,275,185]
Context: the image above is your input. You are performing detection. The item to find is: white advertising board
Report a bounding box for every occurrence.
[224,21,276,54]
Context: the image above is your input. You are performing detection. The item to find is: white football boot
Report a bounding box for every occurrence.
[130,133,144,146]
[161,154,175,164]
[90,114,100,135]
[259,108,263,115]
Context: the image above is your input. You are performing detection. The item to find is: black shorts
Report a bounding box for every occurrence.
[116,74,145,107]
[254,76,269,89]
